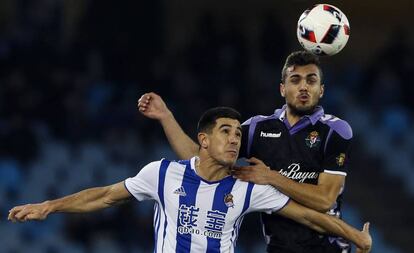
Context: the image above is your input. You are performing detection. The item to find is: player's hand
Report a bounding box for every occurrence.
[356,222,372,253]
[231,157,272,185]
[8,202,50,222]
[137,92,172,121]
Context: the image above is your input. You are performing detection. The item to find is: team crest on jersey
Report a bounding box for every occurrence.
[336,153,346,166]
[305,131,321,148]
[224,193,234,208]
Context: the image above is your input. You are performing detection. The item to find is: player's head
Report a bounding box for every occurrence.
[280,51,324,116]
[197,107,242,167]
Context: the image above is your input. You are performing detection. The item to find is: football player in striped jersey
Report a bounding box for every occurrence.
[8,107,371,253]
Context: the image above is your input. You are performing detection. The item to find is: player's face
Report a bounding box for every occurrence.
[280,64,324,115]
[205,118,241,167]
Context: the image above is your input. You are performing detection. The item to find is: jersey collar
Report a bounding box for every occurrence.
[274,105,325,134]
[274,104,324,125]
[190,156,234,184]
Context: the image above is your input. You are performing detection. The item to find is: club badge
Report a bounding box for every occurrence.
[224,193,234,208]
[305,131,321,148]
[336,153,346,166]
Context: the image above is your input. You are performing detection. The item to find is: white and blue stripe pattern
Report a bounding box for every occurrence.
[157,159,170,252]
[175,160,201,252]
[125,157,289,253]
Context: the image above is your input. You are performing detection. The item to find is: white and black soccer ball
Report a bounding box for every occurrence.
[297,4,350,56]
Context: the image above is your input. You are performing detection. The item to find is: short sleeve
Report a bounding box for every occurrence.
[248,184,289,214]
[323,130,352,176]
[124,160,161,201]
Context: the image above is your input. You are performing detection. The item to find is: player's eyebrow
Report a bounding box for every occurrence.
[219,124,242,132]
[288,73,302,78]
[306,73,318,78]
[289,73,318,78]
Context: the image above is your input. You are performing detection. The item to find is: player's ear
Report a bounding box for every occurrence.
[280,83,286,97]
[319,84,325,98]
[198,132,209,149]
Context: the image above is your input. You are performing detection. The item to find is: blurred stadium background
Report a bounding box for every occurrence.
[0,0,413,252]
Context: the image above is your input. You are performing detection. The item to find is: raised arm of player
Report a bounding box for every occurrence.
[232,157,343,212]
[278,201,372,252]
[137,92,199,159]
[8,182,130,222]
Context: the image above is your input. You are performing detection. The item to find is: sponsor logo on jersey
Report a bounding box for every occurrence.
[336,153,346,166]
[174,186,187,196]
[279,163,319,183]
[224,193,234,208]
[305,131,321,148]
[177,204,225,239]
[260,131,281,138]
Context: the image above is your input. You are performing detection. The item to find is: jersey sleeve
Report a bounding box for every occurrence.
[248,184,290,214]
[124,160,161,201]
[323,129,352,176]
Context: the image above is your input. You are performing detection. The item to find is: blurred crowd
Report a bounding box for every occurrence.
[0,1,413,252]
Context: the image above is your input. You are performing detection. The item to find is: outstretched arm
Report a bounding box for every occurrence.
[278,201,372,252]
[8,182,131,222]
[138,92,199,159]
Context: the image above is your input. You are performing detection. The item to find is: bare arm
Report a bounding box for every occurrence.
[8,182,131,222]
[138,92,199,159]
[268,170,343,212]
[278,201,371,252]
[233,157,344,212]
[158,113,199,160]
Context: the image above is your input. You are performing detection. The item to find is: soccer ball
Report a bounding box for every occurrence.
[297,4,350,56]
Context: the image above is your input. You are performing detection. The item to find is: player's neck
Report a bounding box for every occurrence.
[196,156,231,182]
[286,105,316,126]
[286,109,301,126]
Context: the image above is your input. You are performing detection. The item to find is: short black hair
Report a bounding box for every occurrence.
[281,51,323,83]
[197,107,241,133]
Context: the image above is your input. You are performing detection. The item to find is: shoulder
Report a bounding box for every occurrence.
[246,182,281,198]
[143,159,169,169]
[138,158,188,178]
[141,158,178,172]
[242,114,277,126]
[320,114,353,140]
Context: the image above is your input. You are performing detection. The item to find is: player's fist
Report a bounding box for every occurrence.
[137,92,172,121]
[356,222,372,253]
[8,202,51,222]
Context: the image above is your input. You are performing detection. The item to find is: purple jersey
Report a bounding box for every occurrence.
[240,105,352,253]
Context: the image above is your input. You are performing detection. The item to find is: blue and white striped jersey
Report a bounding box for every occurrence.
[125,157,289,253]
